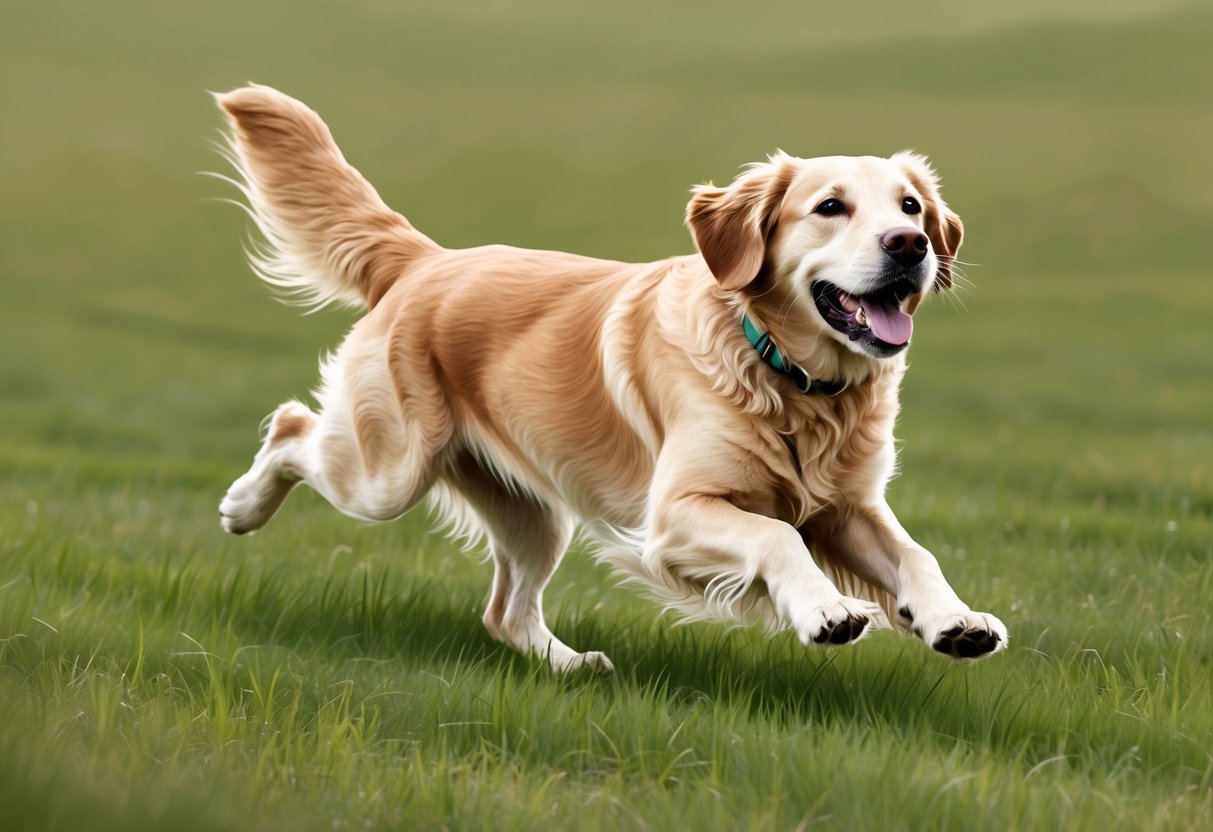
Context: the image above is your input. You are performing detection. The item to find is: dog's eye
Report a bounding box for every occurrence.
[901,196,921,215]
[814,198,846,216]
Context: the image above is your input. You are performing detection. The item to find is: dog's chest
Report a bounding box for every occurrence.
[774,386,898,519]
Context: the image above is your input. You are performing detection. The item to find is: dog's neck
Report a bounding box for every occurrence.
[741,299,882,393]
[741,314,849,396]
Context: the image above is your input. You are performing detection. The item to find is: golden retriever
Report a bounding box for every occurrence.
[215,85,1007,671]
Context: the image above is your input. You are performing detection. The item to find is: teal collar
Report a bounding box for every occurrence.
[742,314,847,396]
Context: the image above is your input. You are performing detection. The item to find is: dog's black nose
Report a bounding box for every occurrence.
[880,227,929,268]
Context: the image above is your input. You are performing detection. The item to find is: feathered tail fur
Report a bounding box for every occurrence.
[213,84,439,310]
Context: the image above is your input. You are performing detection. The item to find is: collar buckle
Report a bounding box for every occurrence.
[787,364,811,394]
[754,333,776,363]
[742,313,847,397]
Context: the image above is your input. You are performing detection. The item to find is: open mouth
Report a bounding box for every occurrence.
[811,279,919,357]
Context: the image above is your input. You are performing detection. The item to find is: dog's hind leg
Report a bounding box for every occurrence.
[221,332,452,533]
[445,452,613,673]
[219,400,315,534]
[220,397,447,532]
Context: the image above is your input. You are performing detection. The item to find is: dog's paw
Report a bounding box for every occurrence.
[916,610,1008,661]
[552,650,615,674]
[219,470,292,535]
[219,474,263,535]
[795,598,875,647]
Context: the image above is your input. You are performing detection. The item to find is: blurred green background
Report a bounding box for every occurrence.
[2,1,1211,830]
[2,0,1210,473]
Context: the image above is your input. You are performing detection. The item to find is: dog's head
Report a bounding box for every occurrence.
[687,151,963,360]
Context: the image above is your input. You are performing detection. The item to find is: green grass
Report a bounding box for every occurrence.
[2,1,1211,829]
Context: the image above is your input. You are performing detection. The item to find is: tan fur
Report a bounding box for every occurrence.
[269,410,313,442]
[216,86,1007,671]
[894,151,965,290]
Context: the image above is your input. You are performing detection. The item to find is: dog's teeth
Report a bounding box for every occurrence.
[855,307,868,326]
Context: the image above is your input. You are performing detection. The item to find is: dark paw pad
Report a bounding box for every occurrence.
[933,626,1001,659]
[812,614,870,645]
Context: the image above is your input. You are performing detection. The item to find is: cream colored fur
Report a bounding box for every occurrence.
[215,85,1007,672]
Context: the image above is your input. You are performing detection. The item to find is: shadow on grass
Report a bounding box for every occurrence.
[126,556,1204,780]
[201,564,996,740]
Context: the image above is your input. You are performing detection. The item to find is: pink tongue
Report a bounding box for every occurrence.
[862,298,913,345]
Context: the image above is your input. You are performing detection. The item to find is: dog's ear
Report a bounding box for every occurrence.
[686,154,797,291]
[893,151,964,291]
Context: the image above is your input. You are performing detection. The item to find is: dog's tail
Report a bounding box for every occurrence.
[213,84,439,310]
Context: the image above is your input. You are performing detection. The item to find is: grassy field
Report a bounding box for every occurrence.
[2,1,1211,829]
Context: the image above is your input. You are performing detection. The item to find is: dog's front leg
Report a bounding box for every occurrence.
[642,488,876,647]
[807,503,1008,660]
